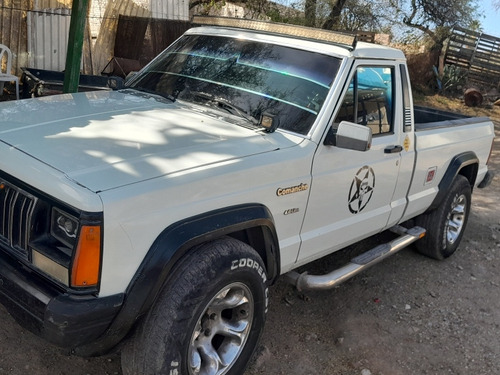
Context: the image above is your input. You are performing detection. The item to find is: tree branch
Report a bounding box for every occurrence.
[321,0,348,30]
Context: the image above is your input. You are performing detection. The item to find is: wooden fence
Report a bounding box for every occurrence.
[445,26,500,90]
[0,0,29,76]
[101,15,190,77]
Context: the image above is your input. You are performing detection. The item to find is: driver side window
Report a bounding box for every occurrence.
[334,66,394,135]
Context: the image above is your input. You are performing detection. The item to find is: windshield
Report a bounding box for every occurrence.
[127,34,341,135]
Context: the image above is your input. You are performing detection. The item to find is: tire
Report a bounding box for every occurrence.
[415,175,471,260]
[121,237,268,375]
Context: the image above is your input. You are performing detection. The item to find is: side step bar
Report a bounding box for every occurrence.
[285,225,426,291]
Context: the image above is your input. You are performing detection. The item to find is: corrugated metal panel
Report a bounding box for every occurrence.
[27,9,72,71]
[151,0,189,20]
[0,0,29,76]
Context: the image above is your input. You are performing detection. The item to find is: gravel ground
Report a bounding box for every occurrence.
[0,100,498,375]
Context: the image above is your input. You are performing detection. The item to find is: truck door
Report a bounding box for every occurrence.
[298,62,405,263]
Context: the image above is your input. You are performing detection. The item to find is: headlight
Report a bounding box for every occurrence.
[36,207,102,289]
[50,207,79,248]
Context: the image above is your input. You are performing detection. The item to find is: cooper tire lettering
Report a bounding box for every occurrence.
[169,361,179,375]
[231,259,239,270]
[232,257,267,283]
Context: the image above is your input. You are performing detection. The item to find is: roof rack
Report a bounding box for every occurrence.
[192,16,357,51]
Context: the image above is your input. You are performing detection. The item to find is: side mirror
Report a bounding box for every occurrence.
[107,76,125,90]
[324,121,372,151]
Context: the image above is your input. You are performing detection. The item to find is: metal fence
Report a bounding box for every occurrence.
[1,0,190,76]
[445,26,500,90]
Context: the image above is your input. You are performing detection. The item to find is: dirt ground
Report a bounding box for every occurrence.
[0,97,499,375]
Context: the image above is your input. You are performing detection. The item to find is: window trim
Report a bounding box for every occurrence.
[332,63,396,137]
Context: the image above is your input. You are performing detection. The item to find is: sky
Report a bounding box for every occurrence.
[479,1,500,36]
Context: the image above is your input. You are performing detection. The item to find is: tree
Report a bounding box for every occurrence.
[304,0,317,26]
[322,0,383,31]
[321,0,348,30]
[388,0,482,49]
[309,0,387,31]
[189,0,225,12]
[188,0,482,50]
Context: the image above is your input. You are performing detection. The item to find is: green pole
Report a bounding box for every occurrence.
[63,0,90,93]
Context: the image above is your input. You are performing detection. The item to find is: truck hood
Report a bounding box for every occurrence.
[0,90,295,192]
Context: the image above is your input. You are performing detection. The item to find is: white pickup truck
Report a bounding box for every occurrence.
[0,17,495,375]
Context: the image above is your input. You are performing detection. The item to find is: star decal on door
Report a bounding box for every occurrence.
[348,166,375,214]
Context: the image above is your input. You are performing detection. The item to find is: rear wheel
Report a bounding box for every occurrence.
[121,237,268,375]
[415,175,471,260]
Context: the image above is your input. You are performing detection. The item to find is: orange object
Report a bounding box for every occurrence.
[71,226,101,287]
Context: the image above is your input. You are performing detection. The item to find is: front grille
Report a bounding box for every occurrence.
[0,180,37,258]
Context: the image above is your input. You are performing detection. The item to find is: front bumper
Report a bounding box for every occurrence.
[0,250,124,352]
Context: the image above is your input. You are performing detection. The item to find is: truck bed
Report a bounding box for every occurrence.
[414,106,491,131]
[401,106,495,223]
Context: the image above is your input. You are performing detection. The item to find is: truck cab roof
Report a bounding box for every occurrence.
[351,42,406,61]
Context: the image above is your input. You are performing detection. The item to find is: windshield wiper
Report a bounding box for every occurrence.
[191,91,259,126]
[129,87,176,103]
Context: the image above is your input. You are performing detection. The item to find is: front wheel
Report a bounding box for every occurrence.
[121,237,268,375]
[415,175,471,260]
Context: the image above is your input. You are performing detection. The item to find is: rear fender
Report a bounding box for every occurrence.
[429,152,478,211]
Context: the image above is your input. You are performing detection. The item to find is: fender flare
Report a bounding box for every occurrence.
[74,204,279,355]
[429,151,478,211]
[129,203,279,312]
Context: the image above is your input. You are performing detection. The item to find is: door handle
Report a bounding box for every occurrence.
[384,145,403,154]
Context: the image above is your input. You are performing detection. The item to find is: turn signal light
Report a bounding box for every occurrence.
[71,226,101,287]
